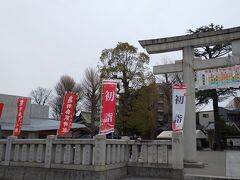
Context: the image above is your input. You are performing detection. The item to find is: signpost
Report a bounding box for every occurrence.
[196,65,240,90]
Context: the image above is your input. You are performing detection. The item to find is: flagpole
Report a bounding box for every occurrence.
[98,80,104,135]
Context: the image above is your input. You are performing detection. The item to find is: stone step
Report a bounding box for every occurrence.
[120,176,173,180]
[184,174,240,180]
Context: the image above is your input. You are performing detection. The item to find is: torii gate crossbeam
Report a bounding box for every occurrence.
[139,26,240,162]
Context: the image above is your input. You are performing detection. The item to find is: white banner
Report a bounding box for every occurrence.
[196,65,240,90]
[172,84,187,131]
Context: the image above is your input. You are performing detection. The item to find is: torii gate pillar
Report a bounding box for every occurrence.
[182,46,196,161]
[139,26,240,162]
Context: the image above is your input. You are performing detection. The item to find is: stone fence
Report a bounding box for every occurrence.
[0,132,183,180]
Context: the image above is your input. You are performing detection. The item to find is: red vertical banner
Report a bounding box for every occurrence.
[0,102,4,119]
[99,80,117,135]
[57,93,78,136]
[13,97,28,136]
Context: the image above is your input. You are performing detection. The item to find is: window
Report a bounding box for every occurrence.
[203,114,209,118]
[202,74,206,85]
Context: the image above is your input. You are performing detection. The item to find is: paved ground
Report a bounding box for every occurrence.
[122,150,240,179]
[185,150,240,178]
[185,150,226,176]
[121,177,172,180]
[226,151,240,178]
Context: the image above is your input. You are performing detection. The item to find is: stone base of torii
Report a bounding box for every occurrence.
[139,26,240,162]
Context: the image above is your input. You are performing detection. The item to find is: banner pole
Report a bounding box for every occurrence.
[98,80,104,134]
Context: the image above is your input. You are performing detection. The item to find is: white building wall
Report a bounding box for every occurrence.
[30,104,49,119]
[0,94,31,124]
[199,111,214,128]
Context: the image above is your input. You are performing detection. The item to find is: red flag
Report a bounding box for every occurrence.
[57,93,78,136]
[13,97,28,136]
[99,80,117,135]
[0,102,4,119]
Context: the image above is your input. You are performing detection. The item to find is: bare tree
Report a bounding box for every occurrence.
[81,67,101,135]
[30,87,52,105]
[50,75,82,120]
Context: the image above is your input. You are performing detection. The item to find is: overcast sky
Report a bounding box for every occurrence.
[0,0,240,98]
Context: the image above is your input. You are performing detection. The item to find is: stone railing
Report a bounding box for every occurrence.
[128,140,170,164]
[0,132,183,171]
[0,139,7,163]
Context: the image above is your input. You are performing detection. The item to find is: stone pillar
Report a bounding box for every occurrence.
[121,136,130,162]
[94,134,106,166]
[36,144,44,163]
[28,144,35,162]
[74,145,82,165]
[44,135,56,168]
[172,131,183,169]
[140,145,147,162]
[106,144,111,164]
[55,144,63,164]
[131,145,138,162]
[63,144,73,164]
[157,145,167,164]
[148,145,157,163]
[111,144,116,164]
[116,145,121,163]
[21,144,28,162]
[183,46,196,162]
[82,145,92,165]
[120,145,125,162]
[4,136,17,165]
[13,144,20,162]
[0,144,6,161]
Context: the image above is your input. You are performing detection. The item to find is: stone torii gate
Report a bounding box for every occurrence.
[139,26,240,162]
